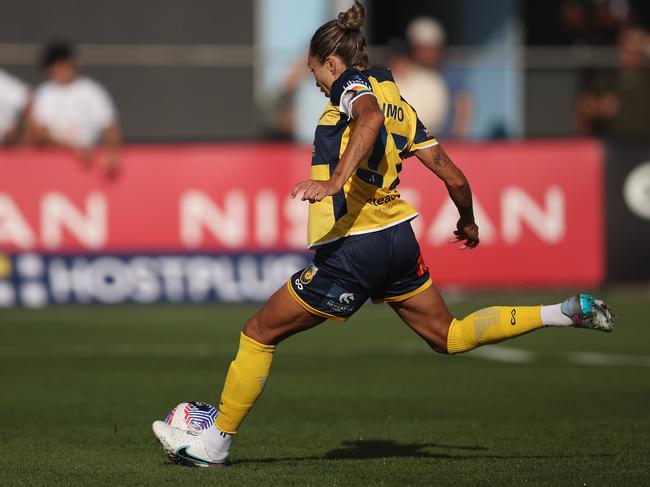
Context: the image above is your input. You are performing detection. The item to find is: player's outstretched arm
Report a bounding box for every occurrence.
[292,94,384,202]
[414,144,479,249]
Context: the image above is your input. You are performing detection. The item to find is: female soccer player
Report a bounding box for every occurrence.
[153,1,614,467]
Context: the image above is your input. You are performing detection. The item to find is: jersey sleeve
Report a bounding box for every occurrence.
[410,117,438,152]
[329,69,376,119]
[400,98,438,157]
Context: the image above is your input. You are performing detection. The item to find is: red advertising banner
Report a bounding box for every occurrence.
[0,140,604,288]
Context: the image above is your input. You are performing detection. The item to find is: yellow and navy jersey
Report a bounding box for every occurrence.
[307,67,438,248]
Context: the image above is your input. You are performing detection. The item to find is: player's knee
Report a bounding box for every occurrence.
[425,336,448,354]
[423,317,452,354]
[242,315,276,345]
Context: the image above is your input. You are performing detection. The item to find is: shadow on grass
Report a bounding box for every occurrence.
[325,439,486,459]
[229,439,614,466]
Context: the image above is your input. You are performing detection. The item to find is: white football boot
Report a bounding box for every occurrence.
[561,293,616,332]
[152,420,230,467]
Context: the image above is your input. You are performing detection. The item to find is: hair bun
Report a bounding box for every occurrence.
[336,1,365,31]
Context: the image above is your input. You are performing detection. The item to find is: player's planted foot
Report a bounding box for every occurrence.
[561,293,615,332]
[152,420,230,467]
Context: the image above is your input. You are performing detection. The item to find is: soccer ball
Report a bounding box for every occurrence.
[163,401,218,432]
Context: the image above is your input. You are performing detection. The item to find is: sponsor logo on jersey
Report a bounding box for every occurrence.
[366,194,400,206]
[343,76,371,91]
[299,263,318,285]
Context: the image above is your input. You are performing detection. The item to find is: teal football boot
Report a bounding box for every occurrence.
[561,293,615,332]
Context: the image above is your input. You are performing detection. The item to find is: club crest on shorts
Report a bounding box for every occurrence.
[299,263,319,285]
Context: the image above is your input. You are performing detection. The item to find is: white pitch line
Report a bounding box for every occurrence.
[466,346,650,368]
[466,346,537,364]
[566,351,650,368]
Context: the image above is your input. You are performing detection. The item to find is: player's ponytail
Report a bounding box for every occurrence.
[309,1,369,69]
[336,1,365,31]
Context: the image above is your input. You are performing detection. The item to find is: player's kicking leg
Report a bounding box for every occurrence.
[152,285,325,467]
[390,286,615,354]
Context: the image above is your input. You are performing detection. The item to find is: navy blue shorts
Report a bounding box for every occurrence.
[287,221,432,321]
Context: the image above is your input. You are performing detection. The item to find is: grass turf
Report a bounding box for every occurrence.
[0,293,648,486]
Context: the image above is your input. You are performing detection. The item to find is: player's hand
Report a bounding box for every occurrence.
[450,219,479,250]
[291,179,341,203]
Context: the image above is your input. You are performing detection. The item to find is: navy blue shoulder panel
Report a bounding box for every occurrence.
[329,68,373,106]
[362,68,395,83]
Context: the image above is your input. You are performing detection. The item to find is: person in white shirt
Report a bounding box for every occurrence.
[395,17,472,140]
[0,68,30,145]
[26,40,122,176]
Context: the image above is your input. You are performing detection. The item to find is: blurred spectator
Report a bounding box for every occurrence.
[386,36,448,137]
[267,18,474,143]
[25,40,122,176]
[392,17,472,139]
[559,0,627,46]
[264,54,308,141]
[0,68,30,145]
[266,52,346,144]
[576,25,650,138]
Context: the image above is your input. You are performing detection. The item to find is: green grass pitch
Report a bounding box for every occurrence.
[1,293,648,486]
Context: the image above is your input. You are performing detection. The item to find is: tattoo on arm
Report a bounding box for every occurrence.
[417,145,474,221]
[432,150,450,173]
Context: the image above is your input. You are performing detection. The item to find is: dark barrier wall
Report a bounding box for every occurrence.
[606,142,650,282]
[0,0,253,44]
[0,0,258,141]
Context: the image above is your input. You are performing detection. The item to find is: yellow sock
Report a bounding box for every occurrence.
[215,332,275,434]
[447,306,543,354]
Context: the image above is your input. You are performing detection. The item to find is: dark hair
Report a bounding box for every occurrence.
[40,40,75,69]
[309,1,369,69]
